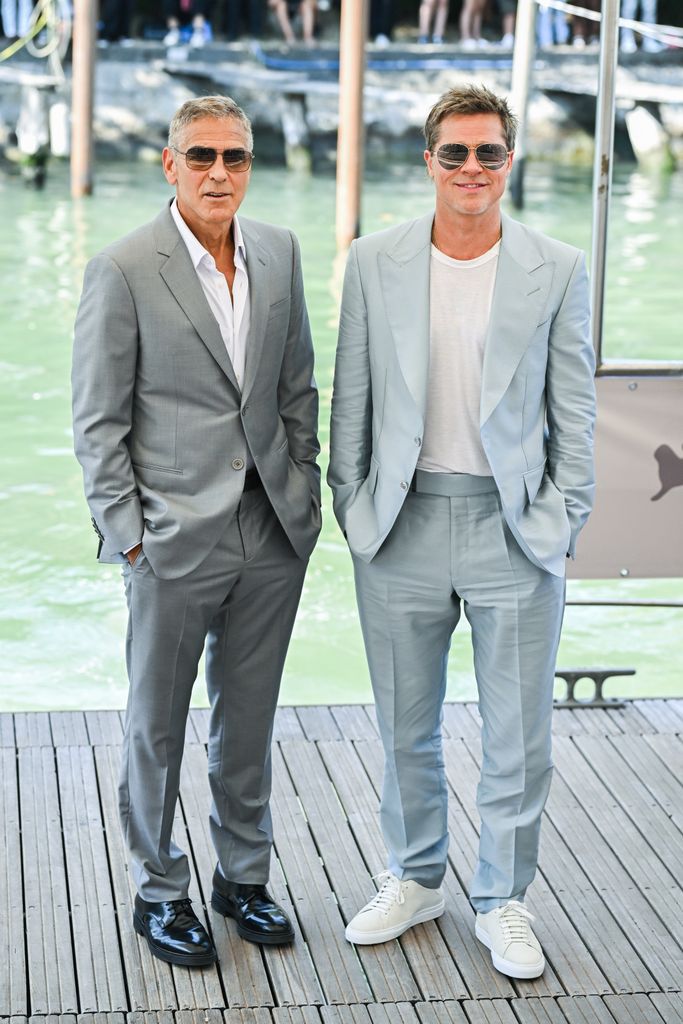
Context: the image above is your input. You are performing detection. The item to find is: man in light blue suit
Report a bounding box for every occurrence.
[328,84,595,978]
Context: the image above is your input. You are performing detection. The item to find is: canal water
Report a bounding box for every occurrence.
[1,158,681,711]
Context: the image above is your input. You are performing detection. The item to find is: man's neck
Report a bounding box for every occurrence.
[431,210,502,261]
[176,201,236,266]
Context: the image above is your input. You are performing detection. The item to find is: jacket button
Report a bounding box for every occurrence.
[231,457,245,471]
[414,436,422,446]
[400,480,409,491]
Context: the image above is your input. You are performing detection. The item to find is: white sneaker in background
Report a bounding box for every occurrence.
[500,32,515,47]
[345,871,445,945]
[164,27,180,46]
[475,900,545,979]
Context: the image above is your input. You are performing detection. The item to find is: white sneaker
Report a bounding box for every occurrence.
[500,32,515,47]
[163,27,180,46]
[475,901,545,979]
[345,871,445,944]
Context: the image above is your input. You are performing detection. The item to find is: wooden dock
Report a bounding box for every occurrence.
[2,699,683,1023]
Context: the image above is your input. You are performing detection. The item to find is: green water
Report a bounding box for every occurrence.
[1,158,681,711]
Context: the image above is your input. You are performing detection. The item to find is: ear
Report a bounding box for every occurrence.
[424,148,434,179]
[506,150,515,175]
[162,147,178,186]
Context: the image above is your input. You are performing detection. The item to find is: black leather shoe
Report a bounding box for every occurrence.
[211,868,295,944]
[133,895,218,967]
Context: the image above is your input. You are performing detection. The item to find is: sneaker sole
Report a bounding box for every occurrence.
[211,893,295,945]
[133,913,218,967]
[345,899,445,945]
[475,922,545,979]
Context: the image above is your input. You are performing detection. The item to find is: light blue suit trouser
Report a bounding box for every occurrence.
[352,472,565,913]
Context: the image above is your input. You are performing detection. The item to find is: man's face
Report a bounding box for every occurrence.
[162,116,252,235]
[424,112,513,222]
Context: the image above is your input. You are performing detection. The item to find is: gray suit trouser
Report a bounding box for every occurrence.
[352,472,565,913]
[119,485,307,902]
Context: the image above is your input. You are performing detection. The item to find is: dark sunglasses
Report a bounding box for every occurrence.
[435,143,511,171]
[173,146,253,172]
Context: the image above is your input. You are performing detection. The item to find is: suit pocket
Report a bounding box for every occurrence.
[367,455,380,495]
[523,460,546,504]
[132,461,183,475]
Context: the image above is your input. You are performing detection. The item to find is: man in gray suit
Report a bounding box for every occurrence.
[72,95,320,967]
[328,84,595,978]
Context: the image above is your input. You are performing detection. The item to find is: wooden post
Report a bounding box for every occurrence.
[336,0,368,251]
[508,0,536,209]
[71,0,96,197]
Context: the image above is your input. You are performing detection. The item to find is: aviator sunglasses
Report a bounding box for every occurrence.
[434,142,511,171]
[172,146,254,172]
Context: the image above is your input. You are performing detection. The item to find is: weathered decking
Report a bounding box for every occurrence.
[2,699,683,1024]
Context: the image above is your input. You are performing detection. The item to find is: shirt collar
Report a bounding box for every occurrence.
[170,197,246,270]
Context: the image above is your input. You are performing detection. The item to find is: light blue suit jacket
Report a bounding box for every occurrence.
[328,211,596,577]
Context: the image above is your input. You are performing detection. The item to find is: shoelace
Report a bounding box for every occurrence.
[497,900,535,943]
[365,871,405,915]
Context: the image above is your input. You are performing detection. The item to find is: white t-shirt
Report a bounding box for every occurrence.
[417,240,500,477]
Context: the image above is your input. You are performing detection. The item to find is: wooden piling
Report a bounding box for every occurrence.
[336,0,368,251]
[70,0,96,197]
[509,0,537,209]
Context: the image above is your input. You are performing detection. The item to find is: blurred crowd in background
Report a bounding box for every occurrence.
[1,0,680,52]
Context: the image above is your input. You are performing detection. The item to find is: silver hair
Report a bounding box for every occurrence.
[168,95,253,152]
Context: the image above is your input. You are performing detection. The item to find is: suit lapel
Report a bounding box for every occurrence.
[240,221,270,404]
[379,213,433,417]
[155,205,240,391]
[480,214,554,425]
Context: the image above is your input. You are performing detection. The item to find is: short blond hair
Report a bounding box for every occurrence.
[424,84,518,152]
[168,95,253,152]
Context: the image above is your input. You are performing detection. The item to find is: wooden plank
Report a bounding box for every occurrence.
[642,735,683,830]
[442,739,607,998]
[178,743,279,1009]
[550,710,586,738]
[650,992,683,1022]
[19,746,78,1013]
[0,712,15,747]
[189,707,210,745]
[93,744,178,1010]
[319,739,514,1001]
[50,712,89,746]
[414,1001,470,1024]
[555,996,617,1023]
[349,739,494,1002]
[226,1010,275,1024]
[273,1005,324,1024]
[280,739,422,1003]
[57,746,127,1010]
[274,706,306,741]
[545,745,683,992]
[575,735,683,886]
[554,736,683,953]
[368,1004,422,1024]
[603,993,669,1022]
[0,747,26,1015]
[459,1000,518,1023]
[85,710,124,746]
[510,998,567,1023]
[14,712,52,747]
[633,699,683,733]
[176,1008,225,1024]
[441,703,481,742]
[567,710,623,738]
[330,706,378,741]
[608,703,657,736]
[184,711,203,744]
[78,1012,127,1024]
[270,743,372,1004]
[320,1007,372,1024]
[295,706,342,741]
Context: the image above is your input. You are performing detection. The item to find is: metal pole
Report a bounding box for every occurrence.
[71,0,96,197]
[590,0,620,365]
[336,0,368,250]
[508,0,536,209]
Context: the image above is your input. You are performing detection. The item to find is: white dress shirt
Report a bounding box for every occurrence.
[170,197,250,389]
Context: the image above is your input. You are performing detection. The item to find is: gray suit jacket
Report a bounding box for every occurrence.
[72,203,320,579]
[328,212,596,577]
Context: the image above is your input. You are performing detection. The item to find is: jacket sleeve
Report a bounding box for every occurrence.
[545,250,596,557]
[327,240,373,533]
[71,253,144,558]
[277,230,321,503]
